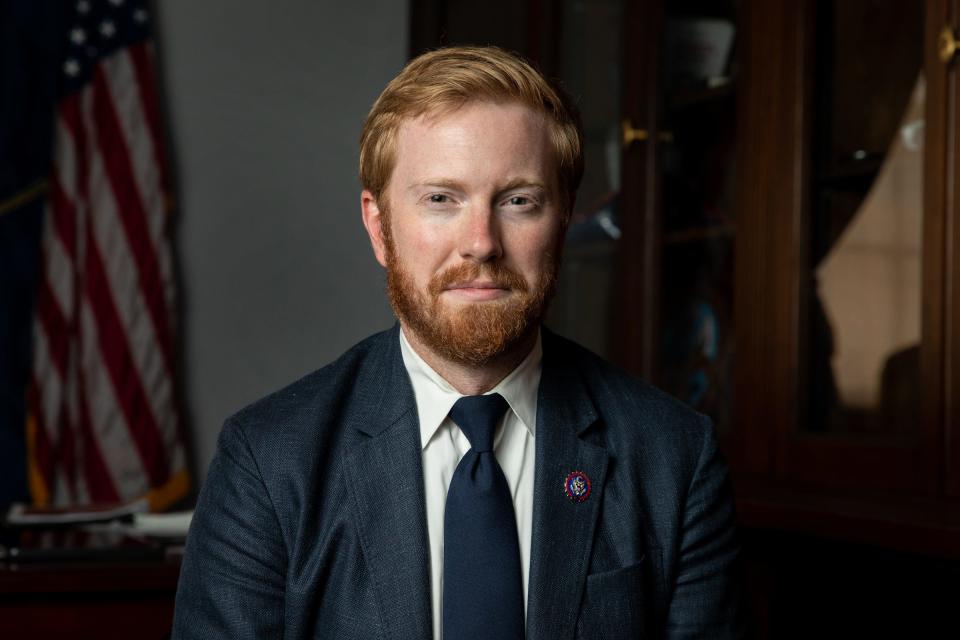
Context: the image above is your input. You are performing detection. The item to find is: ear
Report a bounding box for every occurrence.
[361,189,388,268]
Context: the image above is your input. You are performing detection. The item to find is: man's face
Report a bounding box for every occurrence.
[362,100,566,366]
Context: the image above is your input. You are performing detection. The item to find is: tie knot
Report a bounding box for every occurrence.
[449,393,508,452]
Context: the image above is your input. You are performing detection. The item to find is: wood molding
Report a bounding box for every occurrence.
[615,0,663,380]
[731,0,814,475]
[947,0,960,497]
[734,481,960,559]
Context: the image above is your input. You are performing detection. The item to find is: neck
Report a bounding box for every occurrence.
[401,323,539,395]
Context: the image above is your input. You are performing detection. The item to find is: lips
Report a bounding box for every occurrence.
[428,262,529,297]
[442,281,511,302]
[444,281,508,291]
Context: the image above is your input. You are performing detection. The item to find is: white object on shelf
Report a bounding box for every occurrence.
[666,19,736,85]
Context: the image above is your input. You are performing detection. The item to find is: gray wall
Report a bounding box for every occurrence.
[155,1,405,482]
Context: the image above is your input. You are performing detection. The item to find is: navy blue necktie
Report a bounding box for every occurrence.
[443,393,524,640]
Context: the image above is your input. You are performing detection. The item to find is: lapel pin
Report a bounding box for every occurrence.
[563,470,592,503]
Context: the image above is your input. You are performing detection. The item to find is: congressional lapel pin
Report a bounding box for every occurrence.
[563,470,592,503]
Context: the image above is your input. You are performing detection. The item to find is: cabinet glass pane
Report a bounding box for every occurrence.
[658,0,739,431]
[548,0,623,360]
[803,0,924,434]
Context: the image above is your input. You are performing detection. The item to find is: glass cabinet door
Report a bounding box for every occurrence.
[547,0,625,361]
[761,0,951,494]
[550,0,741,435]
[802,0,925,437]
[656,0,739,432]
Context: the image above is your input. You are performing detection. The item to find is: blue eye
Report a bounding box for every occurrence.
[504,195,540,210]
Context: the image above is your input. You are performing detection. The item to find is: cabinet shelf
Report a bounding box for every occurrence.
[667,80,736,111]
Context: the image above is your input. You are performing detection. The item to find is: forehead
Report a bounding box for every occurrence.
[390,101,557,188]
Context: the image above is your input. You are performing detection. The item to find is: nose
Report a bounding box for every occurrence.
[459,204,503,262]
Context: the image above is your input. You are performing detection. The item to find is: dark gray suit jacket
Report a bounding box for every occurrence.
[172,326,744,639]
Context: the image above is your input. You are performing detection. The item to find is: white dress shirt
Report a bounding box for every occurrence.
[398,328,540,640]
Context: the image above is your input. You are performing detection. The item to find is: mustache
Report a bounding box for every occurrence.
[428,261,529,297]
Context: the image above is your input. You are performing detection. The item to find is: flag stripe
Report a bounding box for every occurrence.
[47,185,78,310]
[66,364,91,504]
[31,274,78,503]
[83,222,169,487]
[58,95,88,214]
[86,137,179,455]
[91,66,174,367]
[101,52,168,254]
[35,277,69,377]
[32,284,80,502]
[56,399,79,502]
[31,311,65,440]
[126,43,170,194]
[129,42,178,320]
[78,292,149,497]
[50,130,80,249]
[75,371,122,502]
[107,49,177,316]
[55,102,80,203]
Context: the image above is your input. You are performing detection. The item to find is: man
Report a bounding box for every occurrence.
[173,46,744,639]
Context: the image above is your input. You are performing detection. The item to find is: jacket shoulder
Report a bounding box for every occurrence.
[223,327,398,451]
[546,330,707,423]
[545,330,714,470]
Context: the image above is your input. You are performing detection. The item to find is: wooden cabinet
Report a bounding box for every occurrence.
[723,0,960,555]
[411,0,960,552]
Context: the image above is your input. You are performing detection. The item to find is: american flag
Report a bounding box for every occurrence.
[26,0,189,510]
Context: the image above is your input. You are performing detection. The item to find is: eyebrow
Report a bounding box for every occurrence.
[409,178,465,193]
[408,178,549,193]
[498,178,548,193]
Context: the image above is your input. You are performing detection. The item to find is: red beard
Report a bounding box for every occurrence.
[383,231,559,367]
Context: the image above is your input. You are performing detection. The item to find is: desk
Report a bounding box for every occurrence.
[0,556,180,639]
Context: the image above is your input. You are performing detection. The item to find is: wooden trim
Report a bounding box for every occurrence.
[921,0,952,496]
[616,0,663,380]
[948,0,960,497]
[730,0,814,475]
[0,559,181,594]
[734,483,960,559]
[729,0,768,474]
[408,0,445,57]
[776,0,815,479]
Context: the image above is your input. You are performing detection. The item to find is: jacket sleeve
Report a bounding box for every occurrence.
[172,418,288,639]
[665,417,746,638]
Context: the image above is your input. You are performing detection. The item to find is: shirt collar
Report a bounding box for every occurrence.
[399,327,542,450]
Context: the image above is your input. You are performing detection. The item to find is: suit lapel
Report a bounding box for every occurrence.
[527,334,609,640]
[343,327,432,640]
